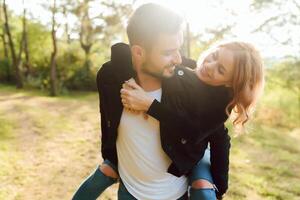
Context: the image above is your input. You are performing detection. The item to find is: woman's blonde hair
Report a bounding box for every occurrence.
[218,41,265,128]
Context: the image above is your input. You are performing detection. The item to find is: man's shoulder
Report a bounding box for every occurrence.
[96,61,115,85]
[97,42,131,76]
[98,61,112,74]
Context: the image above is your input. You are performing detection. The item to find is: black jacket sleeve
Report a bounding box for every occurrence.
[208,126,231,197]
[96,65,109,160]
[147,99,225,142]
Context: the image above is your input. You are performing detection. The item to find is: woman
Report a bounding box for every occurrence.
[120,41,264,199]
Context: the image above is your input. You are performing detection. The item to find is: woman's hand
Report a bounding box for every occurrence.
[120,79,155,112]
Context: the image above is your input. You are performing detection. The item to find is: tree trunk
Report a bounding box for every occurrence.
[0,2,10,81]
[79,1,93,72]
[3,0,23,88]
[50,0,57,96]
[63,5,71,44]
[0,33,8,58]
[22,1,30,77]
[81,41,91,71]
[0,0,8,59]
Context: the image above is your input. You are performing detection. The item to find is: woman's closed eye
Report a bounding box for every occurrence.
[217,64,225,75]
[212,52,218,60]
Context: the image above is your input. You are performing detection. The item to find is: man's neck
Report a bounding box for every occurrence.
[136,72,161,92]
[132,57,161,91]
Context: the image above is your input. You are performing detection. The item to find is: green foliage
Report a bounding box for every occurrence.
[251,0,277,10]
[65,67,97,91]
[254,58,300,129]
[0,58,12,82]
[0,1,127,94]
[267,58,300,92]
[26,21,53,66]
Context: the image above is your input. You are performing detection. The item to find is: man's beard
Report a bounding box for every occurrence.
[141,63,174,79]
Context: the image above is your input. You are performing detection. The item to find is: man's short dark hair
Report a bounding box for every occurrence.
[127,3,184,48]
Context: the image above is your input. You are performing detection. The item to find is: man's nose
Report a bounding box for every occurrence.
[172,51,182,65]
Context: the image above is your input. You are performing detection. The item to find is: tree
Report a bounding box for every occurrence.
[61,0,73,44]
[22,0,30,78]
[3,0,23,88]
[72,0,132,71]
[251,0,300,56]
[0,1,10,81]
[50,0,58,96]
[251,0,299,96]
[0,2,8,59]
[187,24,233,59]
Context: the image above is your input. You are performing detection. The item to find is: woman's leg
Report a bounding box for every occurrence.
[72,159,118,200]
[189,149,217,200]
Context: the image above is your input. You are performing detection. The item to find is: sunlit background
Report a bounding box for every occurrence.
[8,0,300,58]
[1,0,299,200]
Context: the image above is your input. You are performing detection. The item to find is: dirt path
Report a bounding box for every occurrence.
[0,90,118,200]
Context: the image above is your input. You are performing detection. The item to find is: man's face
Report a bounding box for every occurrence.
[141,31,183,78]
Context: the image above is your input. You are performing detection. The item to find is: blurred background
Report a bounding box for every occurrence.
[0,0,299,199]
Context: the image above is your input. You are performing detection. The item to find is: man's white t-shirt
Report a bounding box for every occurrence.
[116,88,188,200]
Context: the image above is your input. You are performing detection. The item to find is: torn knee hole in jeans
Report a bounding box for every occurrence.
[99,164,119,179]
[191,179,214,189]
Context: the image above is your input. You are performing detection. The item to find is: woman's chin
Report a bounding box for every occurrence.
[163,67,175,77]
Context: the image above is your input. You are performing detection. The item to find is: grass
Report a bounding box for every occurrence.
[0,83,299,200]
[0,84,117,200]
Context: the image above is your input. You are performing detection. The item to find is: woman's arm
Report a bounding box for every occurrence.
[121,79,227,142]
[147,99,226,141]
[208,126,231,198]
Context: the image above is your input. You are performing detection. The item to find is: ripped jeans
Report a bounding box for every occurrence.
[188,149,217,200]
[72,149,216,200]
[72,159,188,200]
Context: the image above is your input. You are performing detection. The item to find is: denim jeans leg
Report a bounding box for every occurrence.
[72,159,118,200]
[188,149,217,200]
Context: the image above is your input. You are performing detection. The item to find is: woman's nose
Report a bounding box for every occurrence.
[206,62,215,77]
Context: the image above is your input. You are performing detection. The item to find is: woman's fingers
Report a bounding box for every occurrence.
[125,79,142,90]
[120,92,128,99]
[120,88,130,96]
[120,90,131,104]
[122,83,134,90]
[121,98,127,104]
[120,89,132,108]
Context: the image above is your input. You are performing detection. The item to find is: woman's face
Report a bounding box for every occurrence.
[196,47,235,86]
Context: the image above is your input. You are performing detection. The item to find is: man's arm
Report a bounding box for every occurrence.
[208,125,231,199]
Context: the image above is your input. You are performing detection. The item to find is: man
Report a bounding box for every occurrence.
[72,3,229,200]
[73,4,188,200]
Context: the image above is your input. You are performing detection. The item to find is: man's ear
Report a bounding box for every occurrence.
[131,45,146,62]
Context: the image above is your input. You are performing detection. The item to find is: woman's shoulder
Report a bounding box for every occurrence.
[173,66,200,85]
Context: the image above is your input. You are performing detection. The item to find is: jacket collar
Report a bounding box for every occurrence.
[110,43,136,82]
